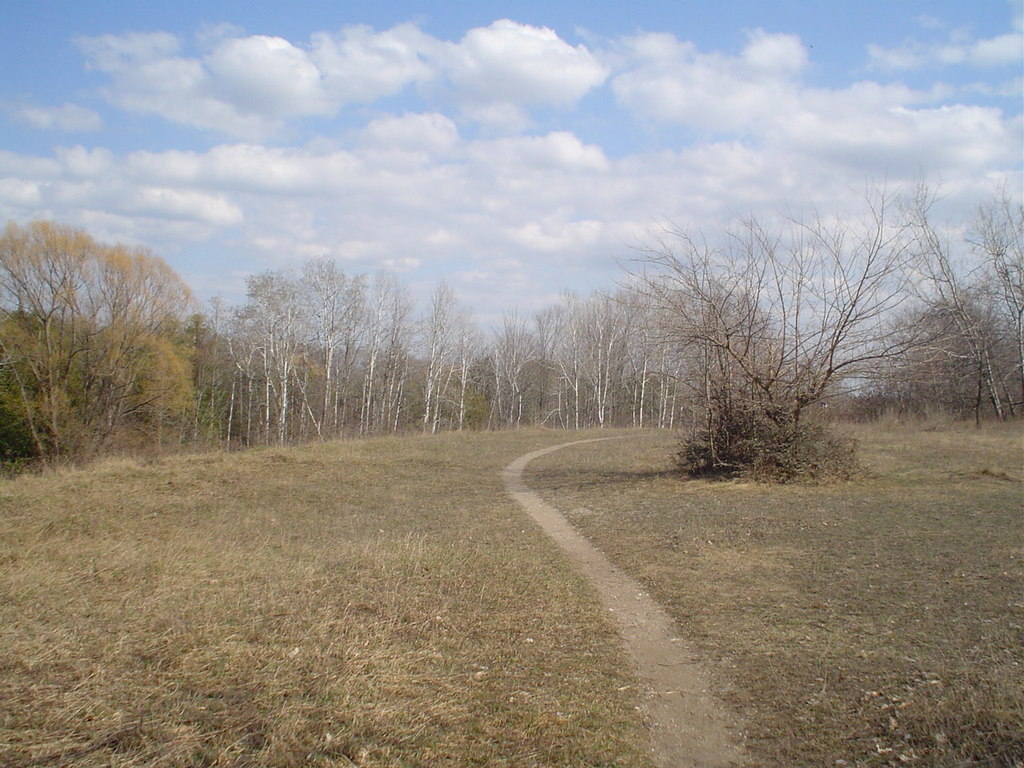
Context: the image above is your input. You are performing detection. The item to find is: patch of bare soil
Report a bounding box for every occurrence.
[504,439,747,768]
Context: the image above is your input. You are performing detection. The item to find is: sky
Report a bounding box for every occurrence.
[1,0,1021,319]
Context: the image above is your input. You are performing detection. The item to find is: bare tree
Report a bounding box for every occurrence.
[232,271,308,443]
[866,295,1013,421]
[452,310,483,430]
[544,299,581,428]
[531,304,564,426]
[634,189,914,477]
[301,259,366,437]
[420,282,458,433]
[578,292,630,427]
[971,187,1024,409]
[905,185,1014,421]
[490,311,536,428]
[360,273,413,434]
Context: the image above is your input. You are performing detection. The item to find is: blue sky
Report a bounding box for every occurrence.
[1,1,1021,317]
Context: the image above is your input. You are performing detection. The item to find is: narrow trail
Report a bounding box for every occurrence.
[503,438,746,768]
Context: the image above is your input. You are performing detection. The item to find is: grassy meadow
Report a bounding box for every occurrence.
[1,422,1021,767]
[528,422,1024,767]
[0,430,654,767]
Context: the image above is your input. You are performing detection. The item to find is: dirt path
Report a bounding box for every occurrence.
[503,438,746,768]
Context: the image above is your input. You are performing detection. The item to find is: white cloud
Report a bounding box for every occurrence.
[9,102,103,131]
[41,178,242,228]
[0,178,43,206]
[0,144,244,237]
[74,20,606,138]
[121,144,361,196]
[439,19,608,124]
[126,187,245,225]
[4,16,1020,316]
[1,118,1018,318]
[742,29,808,72]
[79,31,247,135]
[611,29,806,130]
[972,32,1024,65]
[204,35,331,116]
[360,112,460,156]
[77,26,433,139]
[311,23,435,103]
[961,76,1024,98]
[0,150,61,178]
[56,145,115,177]
[199,144,356,195]
[507,217,605,253]
[456,101,532,133]
[868,30,1023,70]
[467,131,609,172]
[79,30,181,69]
[3,107,1018,255]
[772,83,1020,177]
[607,26,1020,184]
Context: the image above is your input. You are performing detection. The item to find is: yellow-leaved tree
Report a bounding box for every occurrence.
[0,220,195,461]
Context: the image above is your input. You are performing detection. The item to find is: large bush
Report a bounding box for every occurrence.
[676,400,858,482]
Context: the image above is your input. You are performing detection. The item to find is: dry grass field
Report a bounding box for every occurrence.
[2,423,1021,767]
[0,430,655,768]
[528,422,1024,767]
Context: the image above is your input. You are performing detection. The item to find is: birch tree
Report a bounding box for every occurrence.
[301,259,365,436]
[453,310,483,430]
[577,292,629,427]
[360,273,413,434]
[421,282,457,433]
[234,271,306,443]
[490,311,535,428]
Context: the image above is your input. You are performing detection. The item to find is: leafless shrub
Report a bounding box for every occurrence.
[634,188,913,481]
[675,393,857,481]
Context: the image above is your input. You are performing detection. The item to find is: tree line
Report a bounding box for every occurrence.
[1,185,1020,468]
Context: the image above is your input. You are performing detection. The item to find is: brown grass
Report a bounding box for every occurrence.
[0,431,655,767]
[528,422,1024,767]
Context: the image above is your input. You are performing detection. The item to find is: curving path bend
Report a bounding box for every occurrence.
[503,438,746,768]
